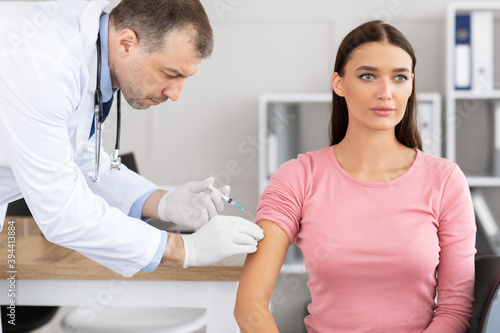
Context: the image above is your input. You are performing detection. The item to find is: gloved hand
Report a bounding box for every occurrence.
[158,177,230,229]
[180,215,264,268]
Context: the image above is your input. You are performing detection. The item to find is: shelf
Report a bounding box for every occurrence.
[452,90,500,100]
[449,2,500,12]
[281,261,307,274]
[466,176,500,187]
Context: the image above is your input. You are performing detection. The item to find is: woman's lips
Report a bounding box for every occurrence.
[371,106,394,116]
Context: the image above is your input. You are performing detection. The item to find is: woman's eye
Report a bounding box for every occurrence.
[395,74,408,81]
[359,73,374,80]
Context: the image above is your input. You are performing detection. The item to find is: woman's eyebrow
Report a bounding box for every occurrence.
[393,67,411,73]
[355,65,378,72]
[354,65,411,73]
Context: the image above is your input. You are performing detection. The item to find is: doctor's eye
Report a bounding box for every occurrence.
[359,73,375,80]
[164,72,178,79]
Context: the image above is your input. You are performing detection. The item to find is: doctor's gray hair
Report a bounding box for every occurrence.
[110,0,213,58]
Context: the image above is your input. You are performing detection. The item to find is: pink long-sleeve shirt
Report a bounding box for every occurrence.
[257,146,475,333]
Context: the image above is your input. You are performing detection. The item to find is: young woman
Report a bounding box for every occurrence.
[234,20,476,333]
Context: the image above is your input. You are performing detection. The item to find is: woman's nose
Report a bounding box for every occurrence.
[377,77,392,101]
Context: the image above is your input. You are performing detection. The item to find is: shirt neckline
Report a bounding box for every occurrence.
[98,14,115,103]
[329,144,422,188]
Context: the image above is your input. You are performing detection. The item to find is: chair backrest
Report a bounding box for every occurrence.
[469,255,500,333]
[120,152,139,173]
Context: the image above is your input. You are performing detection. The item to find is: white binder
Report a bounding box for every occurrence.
[471,11,494,93]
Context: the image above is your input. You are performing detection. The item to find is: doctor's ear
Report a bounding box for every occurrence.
[332,72,345,97]
[117,29,139,56]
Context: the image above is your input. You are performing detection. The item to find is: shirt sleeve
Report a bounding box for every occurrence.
[424,165,476,333]
[256,154,309,244]
[128,189,158,221]
[75,135,160,216]
[141,230,168,272]
[124,177,164,271]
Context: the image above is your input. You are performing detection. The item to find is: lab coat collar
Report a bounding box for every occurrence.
[99,14,115,103]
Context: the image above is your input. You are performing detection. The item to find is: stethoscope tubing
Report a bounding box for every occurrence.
[91,29,121,182]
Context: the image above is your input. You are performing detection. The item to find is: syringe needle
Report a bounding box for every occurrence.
[208,185,255,219]
[240,208,255,219]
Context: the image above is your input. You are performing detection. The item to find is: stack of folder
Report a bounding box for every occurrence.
[454,11,494,92]
[455,11,499,177]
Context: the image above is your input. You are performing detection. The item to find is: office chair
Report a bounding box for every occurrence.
[469,255,500,333]
[2,198,60,333]
[1,306,59,333]
[120,152,139,174]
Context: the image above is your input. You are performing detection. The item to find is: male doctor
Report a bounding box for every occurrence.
[0,0,263,277]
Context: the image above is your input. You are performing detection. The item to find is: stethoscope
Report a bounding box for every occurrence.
[90,31,121,182]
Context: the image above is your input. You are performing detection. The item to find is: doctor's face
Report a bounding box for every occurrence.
[112,30,203,110]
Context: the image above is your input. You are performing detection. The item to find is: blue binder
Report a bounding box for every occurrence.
[455,14,471,90]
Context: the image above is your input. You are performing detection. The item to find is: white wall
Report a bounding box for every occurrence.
[103,0,477,216]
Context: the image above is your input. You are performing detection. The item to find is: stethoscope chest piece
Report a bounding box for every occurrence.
[110,150,121,171]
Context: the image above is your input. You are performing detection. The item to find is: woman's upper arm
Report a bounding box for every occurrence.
[235,156,307,329]
[237,220,291,305]
[238,157,308,301]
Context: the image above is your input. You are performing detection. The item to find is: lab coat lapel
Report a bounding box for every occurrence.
[73,0,109,155]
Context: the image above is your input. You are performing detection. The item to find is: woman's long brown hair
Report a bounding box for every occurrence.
[329,20,422,150]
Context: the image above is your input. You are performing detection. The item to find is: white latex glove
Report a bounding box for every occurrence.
[158,177,230,229]
[180,215,264,268]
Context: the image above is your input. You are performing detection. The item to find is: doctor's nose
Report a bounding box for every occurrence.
[163,78,186,102]
[376,78,392,101]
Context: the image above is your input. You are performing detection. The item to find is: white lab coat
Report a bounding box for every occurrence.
[0,1,162,277]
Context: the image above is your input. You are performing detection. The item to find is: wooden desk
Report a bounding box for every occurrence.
[0,216,244,332]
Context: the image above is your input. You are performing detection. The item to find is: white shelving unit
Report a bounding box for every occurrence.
[258,93,331,194]
[467,176,500,187]
[445,2,500,166]
[453,90,500,100]
[446,2,500,254]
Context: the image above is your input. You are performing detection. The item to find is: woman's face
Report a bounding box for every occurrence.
[332,42,414,133]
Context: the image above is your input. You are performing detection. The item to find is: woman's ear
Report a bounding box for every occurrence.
[332,72,345,97]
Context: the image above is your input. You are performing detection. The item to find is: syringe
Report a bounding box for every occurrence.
[208,184,254,219]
